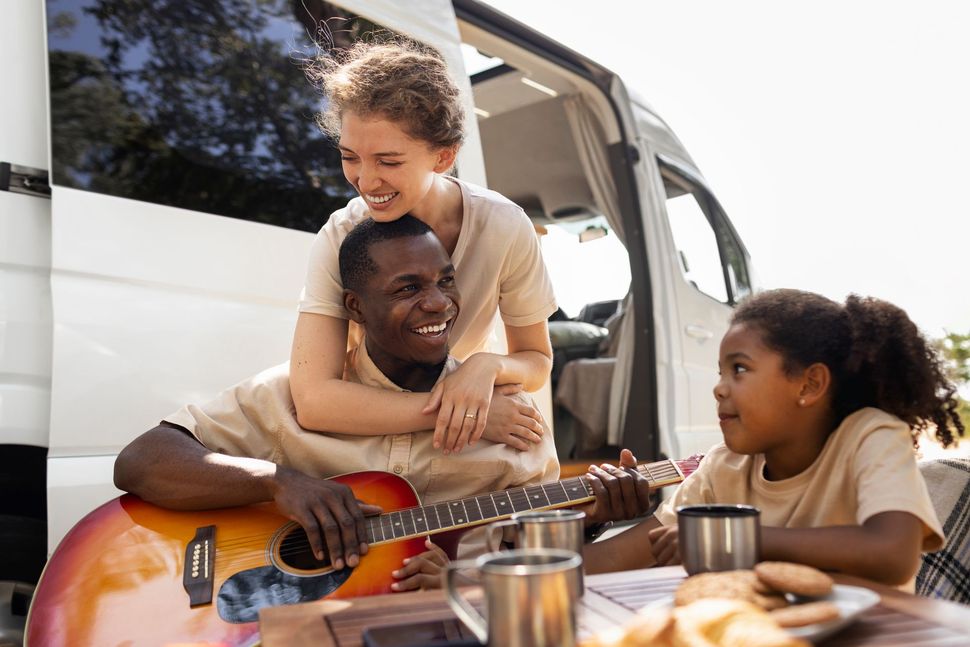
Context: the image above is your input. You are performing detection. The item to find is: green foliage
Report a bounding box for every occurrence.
[935,331,970,385]
[933,331,970,435]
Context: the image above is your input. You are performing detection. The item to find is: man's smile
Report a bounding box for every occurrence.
[411,318,451,338]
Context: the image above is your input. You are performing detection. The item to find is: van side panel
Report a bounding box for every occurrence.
[1,1,48,169]
[1,0,52,453]
[46,189,311,546]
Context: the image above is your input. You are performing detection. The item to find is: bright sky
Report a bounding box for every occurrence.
[482,0,970,339]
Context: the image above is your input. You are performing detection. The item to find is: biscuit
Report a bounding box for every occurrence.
[751,576,778,595]
[673,570,758,606]
[754,592,790,611]
[754,561,834,597]
[770,601,841,628]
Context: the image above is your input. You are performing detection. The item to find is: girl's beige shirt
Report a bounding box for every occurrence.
[656,407,944,552]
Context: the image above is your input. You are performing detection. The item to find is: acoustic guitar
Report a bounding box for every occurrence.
[26,457,699,646]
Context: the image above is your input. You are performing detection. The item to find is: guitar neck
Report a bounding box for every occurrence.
[363,458,697,546]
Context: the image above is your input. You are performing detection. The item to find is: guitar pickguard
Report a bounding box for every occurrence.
[217,564,353,623]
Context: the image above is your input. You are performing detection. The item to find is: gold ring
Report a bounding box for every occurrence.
[464,412,478,420]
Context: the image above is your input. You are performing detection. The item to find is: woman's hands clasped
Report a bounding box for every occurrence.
[424,354,544,453]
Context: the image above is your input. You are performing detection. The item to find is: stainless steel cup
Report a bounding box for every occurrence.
[484,509,586,554]
[445,548,582,647]
[484,509,586,594]
[677,504,760,575]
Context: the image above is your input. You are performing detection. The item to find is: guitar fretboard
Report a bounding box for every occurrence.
[364,457,693,545]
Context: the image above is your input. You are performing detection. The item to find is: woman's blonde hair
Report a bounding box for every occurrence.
[310,38,465,151]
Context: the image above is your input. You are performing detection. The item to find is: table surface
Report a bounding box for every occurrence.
[258,566,970,646]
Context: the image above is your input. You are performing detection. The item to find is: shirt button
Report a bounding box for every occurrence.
[392,464,403,474]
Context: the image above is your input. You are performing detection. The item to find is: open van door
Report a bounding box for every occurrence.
[453,1,665,463]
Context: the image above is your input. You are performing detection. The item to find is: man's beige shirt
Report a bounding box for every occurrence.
[165,344,559,511]
[655,407,944,552]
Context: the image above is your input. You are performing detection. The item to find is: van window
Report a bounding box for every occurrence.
[540,216,631,318]
[665,190,729,303]
[661,164,751,304]
[45,0,389,232]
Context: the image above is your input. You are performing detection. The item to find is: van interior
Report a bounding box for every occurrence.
[457,22,633,464]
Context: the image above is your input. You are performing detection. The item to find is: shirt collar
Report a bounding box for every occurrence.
[350,340,458,393]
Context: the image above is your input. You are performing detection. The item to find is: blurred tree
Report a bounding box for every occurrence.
[46,0,384,231]
[934,331,970,435]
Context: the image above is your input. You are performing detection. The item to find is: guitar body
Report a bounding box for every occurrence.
[26,471,426,647]
[26,457,700,646]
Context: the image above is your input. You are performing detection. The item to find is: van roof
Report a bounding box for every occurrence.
[456,0,697,170]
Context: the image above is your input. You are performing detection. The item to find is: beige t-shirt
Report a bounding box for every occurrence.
[655,408,944,553]
[298,177,558,360]
[164,344,560,511]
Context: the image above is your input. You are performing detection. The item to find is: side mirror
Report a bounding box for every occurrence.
[579,225,608,243]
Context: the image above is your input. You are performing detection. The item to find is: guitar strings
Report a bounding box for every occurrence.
[204,462,692,559]
[207,462,694,565]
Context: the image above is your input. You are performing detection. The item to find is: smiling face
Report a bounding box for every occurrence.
[714,323,806,457]
[344,232,459,381]
[338,112,457,223]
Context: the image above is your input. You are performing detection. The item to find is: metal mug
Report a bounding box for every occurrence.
[485,509,586,594]
[445,548,583,647]
[677,504,761,575]
[484,509,586,554]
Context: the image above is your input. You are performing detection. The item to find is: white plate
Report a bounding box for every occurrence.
[784,584,880,642]
[642,584,880,643]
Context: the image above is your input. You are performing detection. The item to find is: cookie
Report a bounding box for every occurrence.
[754,561,834,597]
[754,592,790,611]
[770,601,841,628]
[674,570,758,607]
[752,576,778,595]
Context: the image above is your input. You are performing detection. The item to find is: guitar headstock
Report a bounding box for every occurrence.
[675,454,704,480]
[627,455,704,488]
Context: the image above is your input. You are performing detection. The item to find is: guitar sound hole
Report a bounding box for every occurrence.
[278,527,331,571]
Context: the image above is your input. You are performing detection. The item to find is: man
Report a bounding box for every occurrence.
[114,215,560,590]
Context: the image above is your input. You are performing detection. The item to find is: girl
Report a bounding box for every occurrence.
[291,39,557,453]
[584,289,963,586]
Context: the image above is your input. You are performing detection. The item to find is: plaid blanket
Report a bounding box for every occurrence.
[916,458,970,604]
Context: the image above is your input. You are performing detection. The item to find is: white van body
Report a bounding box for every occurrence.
[0,0,753,602]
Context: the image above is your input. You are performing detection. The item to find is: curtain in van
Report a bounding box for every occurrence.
[563,95,633,447]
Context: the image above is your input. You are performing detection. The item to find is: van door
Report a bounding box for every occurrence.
[454,3,668,463]
[658,156,753,456]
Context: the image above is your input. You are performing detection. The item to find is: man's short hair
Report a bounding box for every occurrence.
[339,215,435,292]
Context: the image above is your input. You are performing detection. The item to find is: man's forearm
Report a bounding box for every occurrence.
[114,425,278,510]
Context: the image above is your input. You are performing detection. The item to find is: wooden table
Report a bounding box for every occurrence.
[259,566,970,646]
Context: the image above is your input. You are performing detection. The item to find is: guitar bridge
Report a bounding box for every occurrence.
[183,525,215,607]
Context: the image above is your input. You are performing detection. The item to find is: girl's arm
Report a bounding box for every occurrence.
[761,511,924,585]
[583,516,662,574]
[289,312,439,434]
[427,320,553,452]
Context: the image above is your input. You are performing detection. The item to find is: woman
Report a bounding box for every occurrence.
[291,39,557,453]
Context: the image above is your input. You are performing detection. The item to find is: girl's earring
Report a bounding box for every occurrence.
[798,398,806,406]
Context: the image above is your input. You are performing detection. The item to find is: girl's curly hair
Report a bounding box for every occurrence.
[732,289,964,447]
[308,37,465,152]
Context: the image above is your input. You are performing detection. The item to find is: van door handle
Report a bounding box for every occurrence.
[685,325,714,340]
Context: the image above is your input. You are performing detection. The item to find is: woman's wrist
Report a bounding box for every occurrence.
[463,352,503,383]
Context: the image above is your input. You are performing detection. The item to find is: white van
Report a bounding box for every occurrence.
[1,0,753,625]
